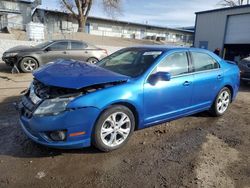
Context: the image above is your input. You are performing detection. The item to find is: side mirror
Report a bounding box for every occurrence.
[148,72,171,85]
[45,47,51,52]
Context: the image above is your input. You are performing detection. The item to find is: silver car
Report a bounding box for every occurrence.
[2,40,108,73]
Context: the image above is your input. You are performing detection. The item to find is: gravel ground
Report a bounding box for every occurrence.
[0,63,250,188]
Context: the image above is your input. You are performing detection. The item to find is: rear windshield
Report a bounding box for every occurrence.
[97,48,163,77]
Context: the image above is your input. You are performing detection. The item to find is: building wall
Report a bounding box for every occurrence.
[0,0,34,30]
[194,6,250,52]
[33,9,193,44]
[87,18,193,43]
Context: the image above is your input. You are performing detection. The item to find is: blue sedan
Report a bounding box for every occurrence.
[18,46,240,151]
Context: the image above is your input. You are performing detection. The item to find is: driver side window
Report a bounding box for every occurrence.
[155,51,189,76]
[49,42,69,51]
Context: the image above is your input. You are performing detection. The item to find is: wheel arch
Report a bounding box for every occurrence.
[87,57,99,63]
[224,84,234,102]
[99,101,140,131]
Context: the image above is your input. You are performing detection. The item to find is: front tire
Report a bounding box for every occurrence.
[210,87,231,117]
[92,105,135,152]
[19,57,39,73]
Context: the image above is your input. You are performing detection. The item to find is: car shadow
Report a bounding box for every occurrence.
[239,83,250,92]
[0,62,13,73]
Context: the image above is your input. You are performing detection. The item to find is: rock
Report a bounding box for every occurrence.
[29,160,33,163]
[140,141,146,145]
[35,171,46,179]
[123,159,130,164]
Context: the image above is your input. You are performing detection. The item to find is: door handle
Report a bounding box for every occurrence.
[183,81,191,86]
[217,75,223,80]
[63,51,67,54]
[84,51,88,53]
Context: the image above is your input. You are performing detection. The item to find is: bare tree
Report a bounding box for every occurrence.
[218,0,249,7]
[60,0,121,32]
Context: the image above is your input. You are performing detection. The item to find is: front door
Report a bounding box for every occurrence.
[42,41,69,63]
[143,51,194,126]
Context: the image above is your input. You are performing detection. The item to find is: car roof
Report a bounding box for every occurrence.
[123,45,209,52]
[50,39,87,43]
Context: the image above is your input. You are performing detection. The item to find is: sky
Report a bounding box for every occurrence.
[42,0,222,27]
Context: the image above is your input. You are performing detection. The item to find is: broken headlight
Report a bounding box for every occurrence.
[34,98,73,116]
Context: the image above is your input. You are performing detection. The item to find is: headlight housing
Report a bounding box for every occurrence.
[4,52,18,57]
[34,98,73,116]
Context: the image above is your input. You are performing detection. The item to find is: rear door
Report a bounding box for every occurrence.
[189,50,223,109]
[67,41,89,61]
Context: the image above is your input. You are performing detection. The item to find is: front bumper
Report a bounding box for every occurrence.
[2,55,18,66]
[19,100,100,149]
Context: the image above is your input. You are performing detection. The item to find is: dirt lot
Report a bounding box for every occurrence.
[0,63,250,188]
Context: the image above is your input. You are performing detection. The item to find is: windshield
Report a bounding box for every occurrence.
[35,41,53,49]
[96,48,163,77]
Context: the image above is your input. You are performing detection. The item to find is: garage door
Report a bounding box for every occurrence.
[225,13,250,44]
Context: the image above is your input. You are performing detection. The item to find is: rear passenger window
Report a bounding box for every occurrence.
[191,52,219,72]
[156,52,189,76]
[71,41,87,50]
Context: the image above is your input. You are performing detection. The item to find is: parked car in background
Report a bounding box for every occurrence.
[2,40,108,73]
[238,56,250,84]
[17,46,240,152]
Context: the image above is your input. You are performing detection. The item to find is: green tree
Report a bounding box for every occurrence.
[60,0,121,32]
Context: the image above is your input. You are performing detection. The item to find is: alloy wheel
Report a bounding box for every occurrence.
[23,59,37,71]
[217,90,230,114]
[87,58,98,64]
[100,112,131,147]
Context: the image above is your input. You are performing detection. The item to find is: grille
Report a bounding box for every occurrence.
[21,95,36,119]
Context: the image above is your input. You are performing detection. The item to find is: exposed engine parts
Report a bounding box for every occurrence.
[33,79,125,99]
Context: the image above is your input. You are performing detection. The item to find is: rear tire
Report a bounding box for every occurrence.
[210,87,231,117]
[87,57,99,64]
[92,105,135,152]
[19,57,39,73]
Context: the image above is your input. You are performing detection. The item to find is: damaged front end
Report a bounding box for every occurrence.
[16,60,130,147]
[18,78,126,118]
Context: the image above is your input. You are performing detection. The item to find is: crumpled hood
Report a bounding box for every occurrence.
[33,59,129,89]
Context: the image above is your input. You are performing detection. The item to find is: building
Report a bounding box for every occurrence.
[32,7,194,44]
[0,0,41,30]
[194,5,250,61]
